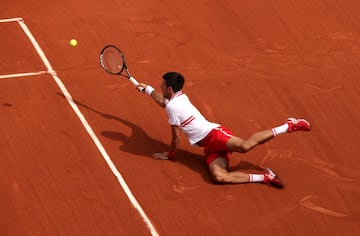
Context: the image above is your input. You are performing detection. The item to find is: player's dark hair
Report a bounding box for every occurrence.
[162,72,185,92]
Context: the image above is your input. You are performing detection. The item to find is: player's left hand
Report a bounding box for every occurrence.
[152,152,170,160]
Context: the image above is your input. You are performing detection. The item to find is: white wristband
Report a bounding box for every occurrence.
[145,85,154,96]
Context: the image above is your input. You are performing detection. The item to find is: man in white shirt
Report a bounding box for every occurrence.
[137,72,311,188]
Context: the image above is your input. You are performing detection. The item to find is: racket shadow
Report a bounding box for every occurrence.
[56,93,212,183]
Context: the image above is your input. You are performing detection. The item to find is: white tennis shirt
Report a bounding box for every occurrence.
[165,91,219,145]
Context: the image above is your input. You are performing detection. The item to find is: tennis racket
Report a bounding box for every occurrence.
[99,45,144,91]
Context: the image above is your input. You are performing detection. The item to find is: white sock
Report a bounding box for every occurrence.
[249,174,264,183]
[271,123,289,136]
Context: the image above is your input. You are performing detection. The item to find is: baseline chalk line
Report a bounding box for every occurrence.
[0,17,23,23]
[0,71,49,79]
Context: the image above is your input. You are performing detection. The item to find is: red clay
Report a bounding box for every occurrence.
[1,0,360,235]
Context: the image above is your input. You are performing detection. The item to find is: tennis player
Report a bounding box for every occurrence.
[137,72,311,188]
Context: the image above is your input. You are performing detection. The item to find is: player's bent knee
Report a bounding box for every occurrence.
[233,140,251,153]
[237,146,247,153]
[236,143,249,153]
[237,140,257,153]
[209,157,230,183]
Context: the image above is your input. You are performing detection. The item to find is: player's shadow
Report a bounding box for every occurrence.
[56,93,212,182]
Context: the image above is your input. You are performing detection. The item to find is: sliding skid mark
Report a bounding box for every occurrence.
[260,149,357,182]
[300,195,350,218]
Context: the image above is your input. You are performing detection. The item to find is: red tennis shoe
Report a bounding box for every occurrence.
[287,118,311,132]
[263,168,284,188]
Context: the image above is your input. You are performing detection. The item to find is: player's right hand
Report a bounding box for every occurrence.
[136,83,147,92]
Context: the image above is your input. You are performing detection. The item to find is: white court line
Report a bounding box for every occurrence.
[0,71,48,79]
[0,17,22,23]
[6,17,159,236]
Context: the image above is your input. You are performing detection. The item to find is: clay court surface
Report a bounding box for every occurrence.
[1,0,360,235]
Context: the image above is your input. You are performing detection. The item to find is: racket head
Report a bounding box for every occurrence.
[99,45,126,75]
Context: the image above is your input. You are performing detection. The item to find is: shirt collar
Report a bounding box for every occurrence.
[170,90,183,100]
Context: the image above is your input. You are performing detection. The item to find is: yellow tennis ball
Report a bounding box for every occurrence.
[69,39,77,47]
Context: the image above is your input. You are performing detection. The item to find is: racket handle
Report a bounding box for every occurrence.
[129,76,139,86]
[129,76,145,92]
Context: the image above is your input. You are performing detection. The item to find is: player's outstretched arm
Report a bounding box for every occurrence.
[137,83,168,107]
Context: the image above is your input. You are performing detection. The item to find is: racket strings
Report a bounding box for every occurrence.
[101,48,125,74]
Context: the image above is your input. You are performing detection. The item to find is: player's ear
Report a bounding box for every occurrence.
[167,86,174,94]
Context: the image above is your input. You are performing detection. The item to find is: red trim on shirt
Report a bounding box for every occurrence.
[181,116,195,127]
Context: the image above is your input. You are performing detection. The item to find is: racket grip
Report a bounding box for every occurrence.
[129,76,145,92]
[129,76,139,86]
